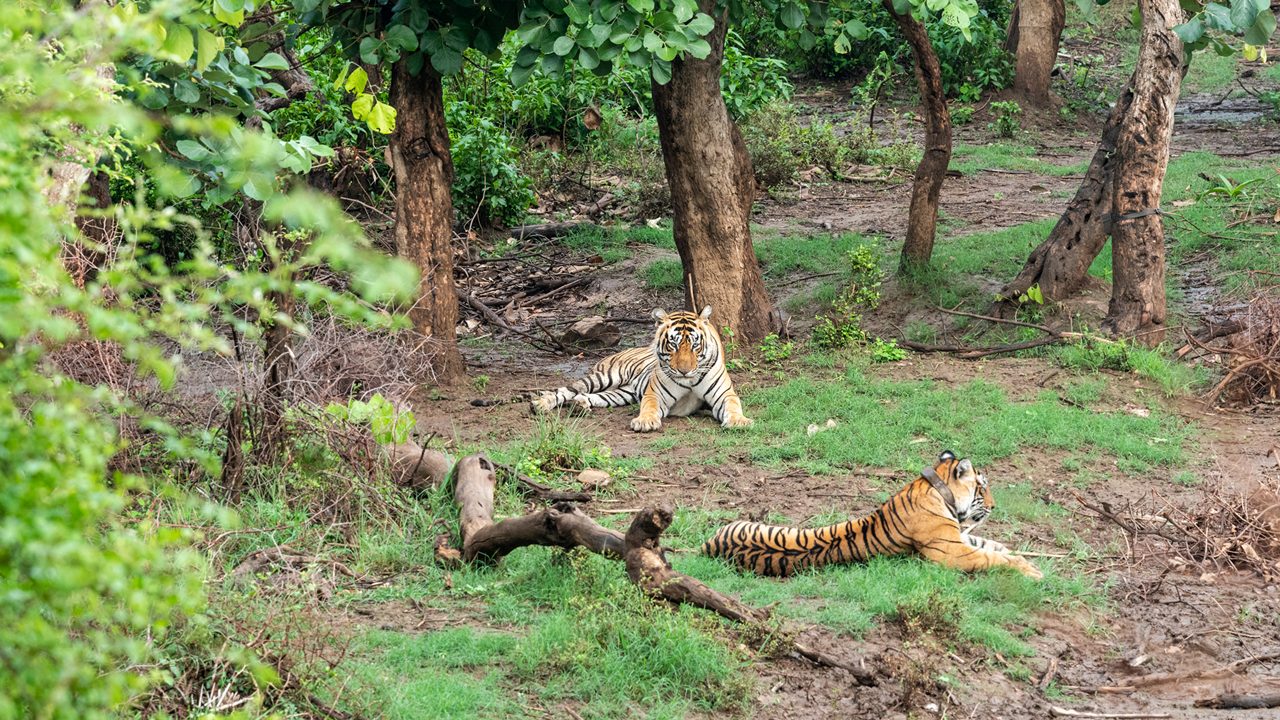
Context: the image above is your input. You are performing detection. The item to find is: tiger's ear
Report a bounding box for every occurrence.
[699,306,713,319]
[938,450,956,462]
[957,458,972,474]
[651,308,668,323]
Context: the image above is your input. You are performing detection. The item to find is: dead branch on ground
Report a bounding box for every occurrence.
[899,307,1120,359]
[446,455,877,685]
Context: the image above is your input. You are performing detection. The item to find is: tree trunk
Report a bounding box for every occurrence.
[389,61,465,382]
[650,1,775,342]
[1005,0,1066,107]
[996,78,1134,306]
[886,1,952,272]
[1102,0,1184,343]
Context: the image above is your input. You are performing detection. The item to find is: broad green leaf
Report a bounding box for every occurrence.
[651,58,671,84]
[254,52,289,71]
[1229,0,1267,30]
[1204,3,1232,29]
[195,29,223,71]
[366,101,397,134]
[578,46,600,69]
[892,0,912,14]
[628,0,655,12]
[686,12,714,35]
[161,22,194,62]
[173,78,200,104]
[243,175,274,201]
[385,24,419,51]
[351,92,374,120]
[656,43,678,61]
[685,37,711,59]
[431,47,464,74]
[833,32,851,54]
[510,60,536,86]
[643,30,663,52]
[553,35,576,56]
[1172,17,1205,43]
[359,37,380,64]
[781,3,805,28]
[344,66,369,95]
[674,0,696,23]
[212,2,244,26]
[1244,9,1276,45]
[175,139,210,160]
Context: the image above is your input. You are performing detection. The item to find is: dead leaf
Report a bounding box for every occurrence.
[582,105,602,131]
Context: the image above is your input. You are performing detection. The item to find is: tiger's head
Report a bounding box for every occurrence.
[650,306,720,384]
[931,450,994,523]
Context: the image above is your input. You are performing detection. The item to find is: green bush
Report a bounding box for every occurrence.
[988,100,1023,138]
[448,100,536,227]
[813,246,885,349]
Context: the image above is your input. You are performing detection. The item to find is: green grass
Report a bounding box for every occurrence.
[754,231,878,278]
[950,143,1091,177]
[347,549,750,719]
[1183,51,1242,93]
[642,258,684,290]
[560,224,676,264]
[672,369,1190,476]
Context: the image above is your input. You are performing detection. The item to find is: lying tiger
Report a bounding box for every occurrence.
[531,307,752,433]
[701,451,1042,579]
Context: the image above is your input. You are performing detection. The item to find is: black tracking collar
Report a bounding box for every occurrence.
[921,466,958,518]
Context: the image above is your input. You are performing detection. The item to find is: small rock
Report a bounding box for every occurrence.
[924,703,939,714]
[561,316,621,349]
[825,418,837,428]
[578,469,612,489]
[807,424,820,436]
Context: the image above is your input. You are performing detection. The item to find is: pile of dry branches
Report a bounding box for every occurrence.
[1074,473,1280,579]
[1184,292,1280,407]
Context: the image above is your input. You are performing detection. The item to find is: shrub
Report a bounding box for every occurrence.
[760,333,795,363]
[813,246,885,349]
[952,105,976,124]
[448,100,535,228]
[989,100,1023,138]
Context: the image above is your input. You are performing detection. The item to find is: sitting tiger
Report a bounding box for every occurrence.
[701,451,1042,579]
[531,306,752,433]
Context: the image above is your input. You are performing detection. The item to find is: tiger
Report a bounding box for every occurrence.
[700,451,1043,579]
[530,306,753,433]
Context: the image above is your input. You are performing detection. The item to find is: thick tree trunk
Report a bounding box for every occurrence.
[996,78,1134,306]
[650,1,775,342]
[1102,0,1184,343]
[1005,0,1066,107]
[389,62,465,382]
[886,1,952,272]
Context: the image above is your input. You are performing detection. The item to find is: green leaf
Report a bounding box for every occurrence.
[510,60,536,86]
[366,101,397,134]
[686,12,715,35]
[1173,17,1205,43]
[651,58,672,84]
[243,175,274,201]
[212,0,244,27]
[674,0,696,22]
[175,139,210,160]
[1244,9,1276,45]
[351,92,374,120]
[891,0,912,14]
[833,32,851,54]
[195,29,223,71]
[172,78,200,104]
[1204,3,1233,29]
[161,22,194,62]
[1229,0,1265,30]
[656,43,678,61]
[685,38,711,59]
[431,47,464,74]
[628,0,655,12]
[385,24,419,51]
[553,35,575,56]
[578,46,600,69]
[254,52,289,71]
[359,37,380,64]
[643,30,663,52]
[344,66,368,95]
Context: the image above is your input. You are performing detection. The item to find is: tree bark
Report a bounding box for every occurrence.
[650,0,775,342]
[389,61,465,382]
[1005,0,1066,107]
[996,78,1134,307]
[886,1,952,272]
[1102,0,1184,343]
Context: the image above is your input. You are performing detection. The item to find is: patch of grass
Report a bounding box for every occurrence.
[949,143,1091,177]
[675,371,1190,476]
[349,549,751,719]
[641,258,684,290]
[906,219,1059,308]
[1051,340,1209,397]
[1183,52,1241,93]
[560,224,676,264]
[1062,377,1108,406]
[754,232,879,278]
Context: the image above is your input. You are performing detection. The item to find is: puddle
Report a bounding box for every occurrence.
[1175,95,1270,125]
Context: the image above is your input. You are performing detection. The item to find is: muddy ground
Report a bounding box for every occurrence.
[348,74,1280,718]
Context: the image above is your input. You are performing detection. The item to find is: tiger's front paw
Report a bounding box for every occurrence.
[1011,556,1043,580]
[529,393,557,415]
[721,414,754,429]
[630,414,662,432]
[570,395,593,415]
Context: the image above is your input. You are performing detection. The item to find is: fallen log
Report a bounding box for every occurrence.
[441,465,878,685]
[1195,693,1280,709]
[491,460,594,504]
[386,440,452,492]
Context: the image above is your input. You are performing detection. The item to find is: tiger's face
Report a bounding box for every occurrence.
[934,450,994,522]
[651,306,718,383]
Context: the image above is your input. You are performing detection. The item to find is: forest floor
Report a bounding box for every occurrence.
[189,32,1280,720]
